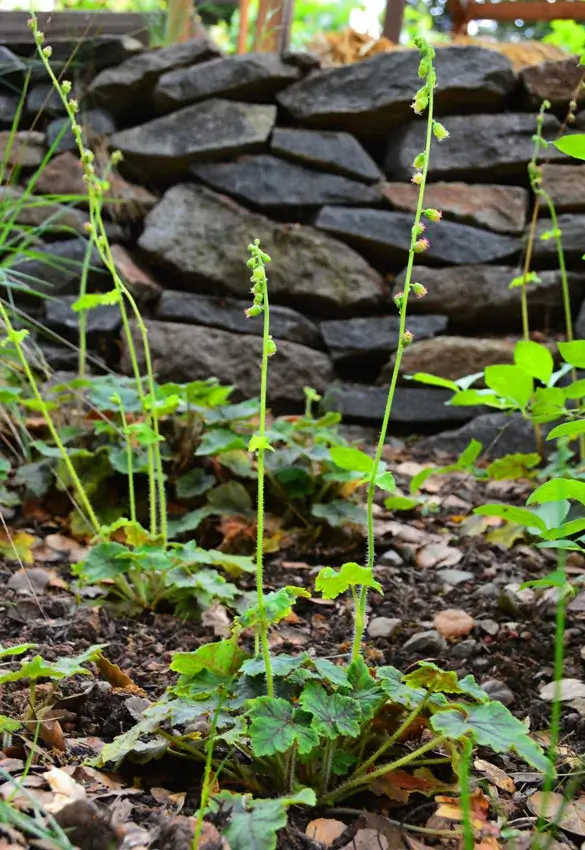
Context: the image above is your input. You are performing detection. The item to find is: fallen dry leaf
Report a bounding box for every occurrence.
[201,601,231,637]
[415,542,463,569]
[44,533,89,562]
[0,530,36,565]
[95,655,134,690]
[435,788,490,830]
[340,829,389,850]
[306,818,346,845]
[44,766,86,813]
[433,609,475,639]
[150,786,186,812]
[539,679,585,702]
[474,759,515,793]
[527,791,585,836]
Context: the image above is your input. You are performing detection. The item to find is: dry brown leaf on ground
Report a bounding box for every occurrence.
[305,818,346,845]
[435,788,490,830]
[434,609,475,638]
[339,828,390,850]
[415,542,463,569]
[95,656,135,690]
[44,532,89,562]
[474,759,515,793]
[201,601,231,637]
[528,792,585,836]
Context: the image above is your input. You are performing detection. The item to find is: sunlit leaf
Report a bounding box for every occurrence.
[315,563,382,599]
[528,478,585,506]
[474,504,546,533]
[484,365,533,410]
[514,340,553,384]
[329,446,374,474]
[430,702,550,773]
[410,372,458,391]
[559,340,585,368]
[553,133,585,160]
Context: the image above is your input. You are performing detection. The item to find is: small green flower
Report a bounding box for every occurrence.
[432,121,449,141]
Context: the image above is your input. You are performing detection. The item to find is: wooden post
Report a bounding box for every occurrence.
[166,0,205,42]
[382,0,406,43]
[237,0,250,53]
[253,0,294,52]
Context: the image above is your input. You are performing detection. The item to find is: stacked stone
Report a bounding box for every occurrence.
[1,35,584,445]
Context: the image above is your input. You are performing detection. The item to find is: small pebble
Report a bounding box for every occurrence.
[367,617,402,639]
[499,583,536,617]
[403,629,448,655]
[476,619,499,636]
[481,678,515,706]
[436,568,474,586]
[450,639,477,659]
[377,549,404,567]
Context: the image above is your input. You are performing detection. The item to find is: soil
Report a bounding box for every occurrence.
[0,446,584,849]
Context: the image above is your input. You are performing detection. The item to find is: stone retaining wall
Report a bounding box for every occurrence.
[2,35,585,442]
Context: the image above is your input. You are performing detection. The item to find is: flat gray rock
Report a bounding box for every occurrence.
[47,109,116,152]
[121,319,334,403]
[270,127,382,183]
[138,184,383,314]
[320,314,447,364]
[110,100,276,179]
[156,290,322,348]
[385,113,565,181]
[394,265,585,331]
[154,53,300,111]
[6,238,107,301]
[416,412,555,459]
[44,294,121,343]
[278,46,515,133]
[26,83,69,118]
[323,383,484,424]
[0,46,26,84]
[521,56,585,109]
[191,154,384,210]
[89,38,219,113]
[541,164,585,213]
[0,93,18,129]
[533,215,585,265]
[382,181,528,235]
[314,207,520,266]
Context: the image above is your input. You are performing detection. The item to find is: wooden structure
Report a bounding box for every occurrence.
[446,0,585,34]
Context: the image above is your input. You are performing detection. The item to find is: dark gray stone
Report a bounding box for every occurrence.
[323,383,484,424]
[156,290,322,348]
[0,93,19,129]
[270,127,382,183]
[44,294,121,343]
[138,184,383,315]
[110,100,276,179]
[480,679,515,706]
[403,630,448,654]
[533,215,585,266]
[47,109,116,152]
[540,164,585,214]
[521,56,585,109]
[154,53,300,111]
[278,46,515,133]
[5,238,107,301]
[394,265,585,332]
[315,207,520,267]
[191,154,384,210]
[280,50,321,72]
[575,299,585,339]
[121,319,334,403]
[88,38,219,113]
[385,113,565,181]
[0,46,26,84]
[416,412,546,459]
[26,83,68,118]
[38,343,85,372]
[320,314,447,364]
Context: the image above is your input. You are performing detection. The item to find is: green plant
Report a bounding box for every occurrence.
[85,41,552,848]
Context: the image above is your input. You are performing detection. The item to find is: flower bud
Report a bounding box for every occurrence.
[413,237,430,253]
[412,283,428,298]
[393,291,404,310]
[266,337,277,356]
[111,150,123,165]
[61,80,72,95]
[412,152,426,169]
[245,305,263,318]
[413,222,425,236]
[432,121,449,141]
[411,172,423,186]
[402,330,414,346]
[423,208,442,222]
[42,46,52,58]
[68,98,79,113]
